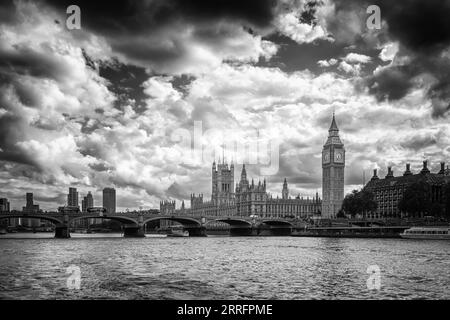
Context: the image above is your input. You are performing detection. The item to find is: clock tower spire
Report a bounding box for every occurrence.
[322,113,345,218]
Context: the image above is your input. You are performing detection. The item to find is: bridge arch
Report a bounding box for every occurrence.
[209,218,252,227]
[0,214,63,225]
[68,215,139,226]
[261,220,293,227]
[143,216,201,227]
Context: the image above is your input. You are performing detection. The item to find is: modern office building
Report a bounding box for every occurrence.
[67,187,79,209]
[22,193,41,227]
[81,192,94,213]
[0,198,10,212]
[103,188,116,214]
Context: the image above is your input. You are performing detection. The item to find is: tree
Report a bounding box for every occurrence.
[444,183,450,218]
[359,190,378,217]
[342,190,360,217]
[342,189,378,218]
[336,209,346,218]
[398,181,432,217]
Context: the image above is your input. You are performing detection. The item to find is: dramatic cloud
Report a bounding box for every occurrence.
[355,0,450,117]
[343,53,371,64]
[317,58,338,67]
[0,0,449,211]
[37,0,281,75]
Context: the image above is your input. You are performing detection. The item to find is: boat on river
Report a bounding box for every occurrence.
[400,227,450,240]
[167,229,189,237]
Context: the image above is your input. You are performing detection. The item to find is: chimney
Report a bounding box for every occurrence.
[371,169,379,180]
[420,160,430,174]
[385,167,394,179]
[403,163,412,176]
[438,162,445,174]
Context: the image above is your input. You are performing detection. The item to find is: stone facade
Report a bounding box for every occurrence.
[160,200,176,215]
[322,113,345,218]
[364,161,450,218]
[166,161,321,219]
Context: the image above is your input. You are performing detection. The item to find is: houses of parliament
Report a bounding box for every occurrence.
[161,114,346,219]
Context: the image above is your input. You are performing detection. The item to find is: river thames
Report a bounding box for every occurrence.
[0,234,449,299]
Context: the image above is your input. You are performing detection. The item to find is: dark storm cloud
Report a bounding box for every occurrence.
[366,64,416,101]
[377,0,450,54]
[0,45,68,82]
[36,0,279,73]
[0,1,16,24]
[0,113,36,167]
[400,134,438,152]
[44,0,277,32]
[88,162,113,172]
[332,0,450,117]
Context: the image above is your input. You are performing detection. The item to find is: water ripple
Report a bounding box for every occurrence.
[0,235,449,299]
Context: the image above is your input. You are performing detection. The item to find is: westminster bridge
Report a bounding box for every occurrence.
[0,211,298,238]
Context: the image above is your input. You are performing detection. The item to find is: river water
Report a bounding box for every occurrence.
[0,233,449,299]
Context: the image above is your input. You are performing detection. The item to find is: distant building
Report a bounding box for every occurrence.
[1,198,18,227]
[235,166,321,218]
[189,160,237,217]
[67,187,79,209]
[159,200,177,228]
[212,160,235,205]
[160,200,176,214]
[81,192,94,213]
[22,193,40,213]
[364,161,450,218]
[103,188,116,214]
[167,160,321,219]
[22,193,40,227]
[0,198,10,212]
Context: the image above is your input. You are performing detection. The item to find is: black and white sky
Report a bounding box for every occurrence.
[1,0,450,211]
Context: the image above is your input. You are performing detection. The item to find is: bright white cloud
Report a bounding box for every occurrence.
[318,58,338,67]
[343,53,372,64]
[338,61,361,75]
[275,11,330,44]
[379,42,400,62]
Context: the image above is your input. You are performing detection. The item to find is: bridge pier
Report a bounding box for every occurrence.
[54,225,70,238]
[227,224,292,236]
[257,227,292,236]
[229,227,256,236]
[123,225,146,238]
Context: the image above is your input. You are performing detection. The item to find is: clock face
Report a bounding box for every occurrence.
[332,137,341,144]
[334,150,344,163]
[323,151,330,164]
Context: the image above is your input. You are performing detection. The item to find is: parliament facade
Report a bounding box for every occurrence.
[159,114,349,219]
[161,160,321,219]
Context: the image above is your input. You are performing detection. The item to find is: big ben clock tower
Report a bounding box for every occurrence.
[322,113,345,218]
